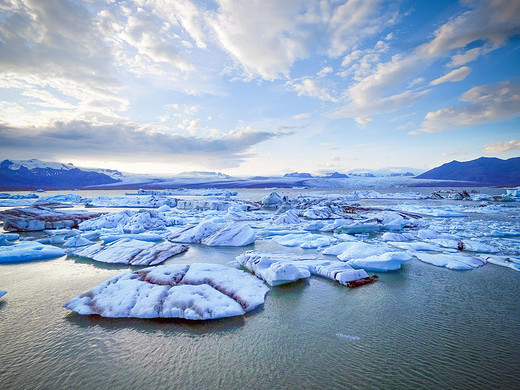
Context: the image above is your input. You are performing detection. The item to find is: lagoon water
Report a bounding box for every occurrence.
[1,188,519,389]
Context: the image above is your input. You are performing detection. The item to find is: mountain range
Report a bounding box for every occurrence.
[415,157,520,186]
[1,156,519,189]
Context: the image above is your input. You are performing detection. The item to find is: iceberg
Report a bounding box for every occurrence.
[236,251,370,286]
[84,195,177,208]
[69,238,189,266]
[236,251,311,286]
[0,233,19,246]
[483,255,520,271]
[0,241,65,263]
[414,252,485,270]
[272,233,335,249]
[169,221,255,247]
[64,263,269,320]
[346,252,413,272]
[79,209,182,232]
[0,206,102,232]
[271,209,300,224]
[261,192,284,208]
[63,236,95,247]
[336,242,393,261]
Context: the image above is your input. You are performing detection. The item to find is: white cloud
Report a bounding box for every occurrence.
[293,113,311,120]
[332,0,520,121]
[289,78,338,102]
[0,120,283,168]
[430,66,472,86]
[483,140,520,153]
[317,66,333,77]
[416,81,520,133]
[207,0,397,80]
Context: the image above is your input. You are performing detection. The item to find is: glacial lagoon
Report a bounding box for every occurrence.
[1,188,519,389]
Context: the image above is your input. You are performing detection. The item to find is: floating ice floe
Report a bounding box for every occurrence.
[69,238,189,266]
[79,209,182,232]
[64,263,269,320]
[0,241,65,263]
[413,252,485,270]
[99,233,164,243]
[63,236,95,247]
[0,233,19,246]
[169,220,255,246]
[236,251,369,286]
[84,195,177,208]
[346,252,413,272]
[381,232,415,242]
[35,194,83,204]
[272,233,335,249]
[483,255,520,271]
[0,206,102,232]
[336,242,394,261]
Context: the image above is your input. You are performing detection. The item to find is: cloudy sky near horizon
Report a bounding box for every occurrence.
[1,0,519,176]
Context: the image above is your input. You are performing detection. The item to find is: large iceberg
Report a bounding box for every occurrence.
[0,206,102,232]
[64,263,269,320]
[0,241,65,263]
[69,238,189,266]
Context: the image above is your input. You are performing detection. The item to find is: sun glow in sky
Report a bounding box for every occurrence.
[1,0,519,176]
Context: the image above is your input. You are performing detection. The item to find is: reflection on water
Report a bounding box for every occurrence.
[66,312,247,335]
[1,188,519,389]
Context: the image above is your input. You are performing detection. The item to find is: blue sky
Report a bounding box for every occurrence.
[1,0,519,176]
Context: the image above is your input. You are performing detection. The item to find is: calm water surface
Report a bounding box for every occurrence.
[1,188,519,389]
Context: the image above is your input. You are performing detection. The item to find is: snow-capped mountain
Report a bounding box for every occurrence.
[0,159,121,188]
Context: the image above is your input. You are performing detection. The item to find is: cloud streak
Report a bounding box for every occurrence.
[483,140,520,153]
[416,81,520,133]
[0,121,283,168]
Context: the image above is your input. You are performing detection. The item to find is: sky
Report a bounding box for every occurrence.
[1,0,519,177]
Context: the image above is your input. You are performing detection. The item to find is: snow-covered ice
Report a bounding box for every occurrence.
[169,220,255,246]
[0,207,102,231]
[64,263,269,320]
[413,252,485,270]
[346,252,413,272]
[236,251,370,286]
[69,238,189,266]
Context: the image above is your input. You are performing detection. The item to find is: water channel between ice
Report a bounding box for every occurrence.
[1,187,519,389]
